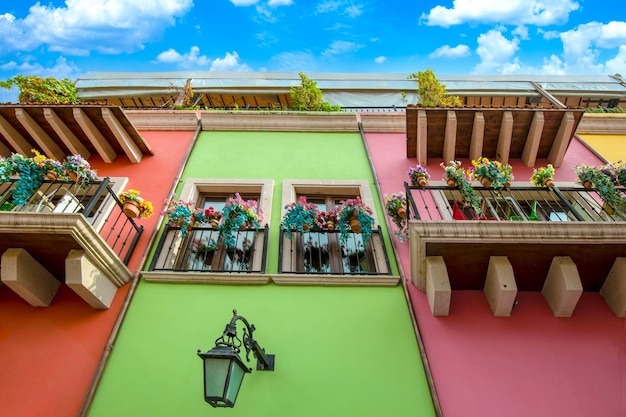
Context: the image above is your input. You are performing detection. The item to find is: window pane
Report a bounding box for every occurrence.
[302,232,331,273]
[341,234,369,274]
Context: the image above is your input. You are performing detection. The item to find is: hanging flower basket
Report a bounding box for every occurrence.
[408,165,430,187]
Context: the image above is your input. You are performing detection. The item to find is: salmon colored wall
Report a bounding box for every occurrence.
[364,131,625,417]
[0,130,194,417]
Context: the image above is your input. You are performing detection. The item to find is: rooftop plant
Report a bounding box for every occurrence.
[290,72,342,111]
[407,68,462,107]
[0,75,77,104]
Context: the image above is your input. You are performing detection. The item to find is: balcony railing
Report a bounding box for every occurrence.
[0,177,143,265]
[278,227,391,275]
[405,181,626,223]
[149,225,268,273]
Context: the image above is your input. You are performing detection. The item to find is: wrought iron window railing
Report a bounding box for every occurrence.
[278,227,391,275]
[149,225,268,273]
[404,181,626,222]
[0,177,143,265]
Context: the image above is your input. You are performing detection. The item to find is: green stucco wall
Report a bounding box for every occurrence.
[88,129,434,417]
[88,284,435,416]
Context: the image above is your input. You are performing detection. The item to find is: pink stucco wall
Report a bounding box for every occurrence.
[364,131,625,417]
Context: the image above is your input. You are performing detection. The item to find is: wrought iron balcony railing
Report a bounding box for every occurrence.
[0,177,143,265]
[278,227,391,275]
[404,181,626,223]
[149,225,268,273]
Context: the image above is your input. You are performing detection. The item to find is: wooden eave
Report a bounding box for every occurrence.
[0,105,154,162]
[406,106,586,167]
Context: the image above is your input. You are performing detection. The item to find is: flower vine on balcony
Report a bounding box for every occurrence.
[220,193,262,248]
[63,154,98,183]
[163,198,203,237]
[440,161,483,215]
[384,192,408,241]
[575,164,626,214]
[118,189,153,219]
[468,157,513,189]
[336,197,375,243]
[530,164,555,188]
[281,196,321,239]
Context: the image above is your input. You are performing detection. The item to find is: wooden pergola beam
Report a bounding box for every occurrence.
[15,108,64,160]
[73,108,116,163]
[43,108,91,159]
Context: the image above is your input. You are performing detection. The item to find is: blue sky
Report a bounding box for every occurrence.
[1,0,625,102]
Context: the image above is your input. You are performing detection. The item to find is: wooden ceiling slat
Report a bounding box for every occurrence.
[521,111,545,167]
[43,108,91,159]
[15,108,65,160]
[0,114,32,155]
[101,108,141,163]
[0,139,11,157]
[73,108,117,163]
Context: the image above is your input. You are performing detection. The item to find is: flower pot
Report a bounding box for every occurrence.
[326,221,335,231]
[504,181,511,188]
[480,177,492,187]
[44,170,58,181]
[582,180,593,189]
[123,200,141,218]
[210,219,219,229]
[239,221,249,231]
[397,207,407,218]
[446,177,456,187]
[349,217,362,233]
[302,223,310,232]
[67,171,78,182]
[543,178,554,188]
[603,203,615,215]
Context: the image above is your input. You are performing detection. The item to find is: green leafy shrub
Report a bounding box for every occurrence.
[0,75,77,104]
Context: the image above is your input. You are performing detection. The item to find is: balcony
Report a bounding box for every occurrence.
[277,227,397,285]
[146,225,269,284]
[405,182,626,317]
[0,178,142,308]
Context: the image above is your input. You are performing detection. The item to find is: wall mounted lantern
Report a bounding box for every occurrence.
[197,309,275,408]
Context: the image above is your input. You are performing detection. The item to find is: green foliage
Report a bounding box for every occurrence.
[0,75,77,104]
[440,161,483,214]
[585,106,626,113]
[530,164,555,187]
[407,68,462,107]
[575,164,626,214]
[290,72,342,111]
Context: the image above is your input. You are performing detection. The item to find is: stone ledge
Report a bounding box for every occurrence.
[271,274,400,286]
[360,113,406,133]
[125,110,200,131]
[141,271,270,284]
[200,111,359,132]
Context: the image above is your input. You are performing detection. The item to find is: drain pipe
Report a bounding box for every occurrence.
[357,119,443,417]
[77,117,203,417]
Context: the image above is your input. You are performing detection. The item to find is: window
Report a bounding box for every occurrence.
[279,180,390,276]
[149,179,273,274]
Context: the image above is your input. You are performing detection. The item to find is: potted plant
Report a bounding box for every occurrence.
[530,164,556,188]
[281,196,321,238]
[118,189,153,219]
[319,208,338,230]
[220,193,262,248]
[384,192,408,241]
[574,164,596,189]
[0,153,45,206]
[32,150,63,181]
[615,160,626,187]
[440,161,483,215]
[468,157,513,188]
[574,164,626,214]
[63,154,98,183]
[163,198,202,237]
[408,165,430,187]
[203,206,223,229]
[335,197,375,243]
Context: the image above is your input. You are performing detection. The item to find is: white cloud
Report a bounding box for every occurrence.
[605,46,626,75]
[559,21,626,73]
[316,1,363,18]
[230,0,259,5]
[0,0,193,56]
[268,0,293,5]
[538,29,560,40]
[322,40,364,58]
[374,56,386,64]
[154,46,211,68]
[422,0,579,27]
[271,51,317,71]
[210,52,252,71]
[512,25,529,40]
[429,44,471,59]
[473,28,520,73]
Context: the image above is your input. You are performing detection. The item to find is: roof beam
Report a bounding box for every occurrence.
[0,138,11,157]
[495,111,513,164]
[469,112,485,162]
[73,108,117,163]
[15,108,65,160]
[443,111,457,163]
[415,109,427,165]
[521,111,545,167]
[548,111,575,168]
[0,115,32,155]
[101,108,141,163]
[43,108,91,159]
